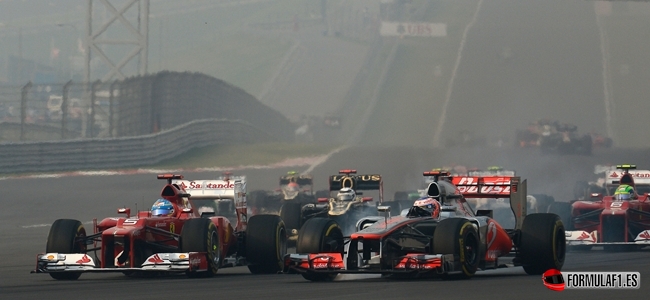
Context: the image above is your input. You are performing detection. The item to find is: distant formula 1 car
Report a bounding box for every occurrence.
[33,174,287,280]
[550,164,650,250]
[284,171,565,281]
[247,171,317,213]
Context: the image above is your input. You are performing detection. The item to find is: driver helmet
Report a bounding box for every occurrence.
[336,187,355,201]
[614,184,634,200]
[411,197,441,218]
[286,182,300,192]
[151,199,175,216]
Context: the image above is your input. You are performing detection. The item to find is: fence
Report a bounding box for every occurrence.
[0,118,271,174]
[0,71,295,142]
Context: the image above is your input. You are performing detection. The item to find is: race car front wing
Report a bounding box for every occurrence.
[32,252,210,274]
[284,253,457,276]
[565,229,650,246]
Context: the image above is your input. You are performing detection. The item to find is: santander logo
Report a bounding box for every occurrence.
[180,181,234,189]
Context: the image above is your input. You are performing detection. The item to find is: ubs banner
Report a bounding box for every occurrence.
[380,22,447,37]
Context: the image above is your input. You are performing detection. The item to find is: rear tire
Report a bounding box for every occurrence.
[246,215,287,274]
[280,202,303,233]
[519,213,566,275]
[296,218,344,281]
[46,219,86,280]
[432,218,479,279]
[547,202,573,231]
[180,218,220,277]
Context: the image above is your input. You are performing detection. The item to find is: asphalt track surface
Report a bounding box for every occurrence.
[3,147,650,300]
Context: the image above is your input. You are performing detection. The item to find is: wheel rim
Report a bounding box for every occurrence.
[322,224,344,252]
[209,231,220,268]
[464,233,478,266]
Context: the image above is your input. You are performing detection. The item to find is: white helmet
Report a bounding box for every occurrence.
[336,187,355,201]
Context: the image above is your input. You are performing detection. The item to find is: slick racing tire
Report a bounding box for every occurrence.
[547,202,573,231]
[180,218,220,277]
[246,215,287,274]
[280,202,303,234]
[46,219,87,280]
[296,218,344,281]
[520,213,566,275]
[433,218,479,279]
[580,135,593,155]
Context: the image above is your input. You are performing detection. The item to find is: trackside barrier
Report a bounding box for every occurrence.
[0,118,271,174]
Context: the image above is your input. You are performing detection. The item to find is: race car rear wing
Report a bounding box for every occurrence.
[173,179,243,199]
[446,174,527,230]
[467,170,516,176]
[605,164,650,186]
[279,174,313,186]
[329,171,383,203]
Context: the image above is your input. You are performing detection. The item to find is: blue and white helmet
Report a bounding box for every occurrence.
[151,199,174,216]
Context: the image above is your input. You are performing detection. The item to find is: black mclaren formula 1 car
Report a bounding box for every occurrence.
[284,171,566,281]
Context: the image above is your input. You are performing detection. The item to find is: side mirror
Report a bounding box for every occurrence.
[182,208,193,214]
[117,208,131,218]
[476,209,493,218]
[361,197,373,202]
[317,197,329,203]
[642,193,650,202]
[590,193,602,198]
[377,206,391,212]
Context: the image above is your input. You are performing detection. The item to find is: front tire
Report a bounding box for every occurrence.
[180,218,220,277]
[433,218,479,279]
[296,218,344,281]
[519,213,566,275]
[246,215,287,274]
[46,219,86,280]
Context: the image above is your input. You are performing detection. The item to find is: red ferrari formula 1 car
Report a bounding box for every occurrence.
[32,174,287,280]
[284,171,565,281]
[551,164,650,250]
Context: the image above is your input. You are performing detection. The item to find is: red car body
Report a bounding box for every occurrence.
[562,165,650,249]
[33,174,287,279]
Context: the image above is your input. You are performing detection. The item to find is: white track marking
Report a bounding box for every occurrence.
[301,146,348,175]
[22,220,94,229]
[595,6,615,140]
[0,155,332,181]
[432,0,484,148]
